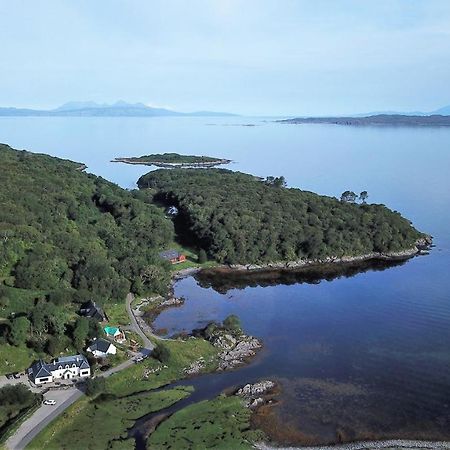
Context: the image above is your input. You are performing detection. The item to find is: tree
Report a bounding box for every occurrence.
[85,377,106,397]
[9,316,30,346]
[223,314,242,334]
[359,191,369,204]
[0,295,9,310]
[198,249,207,264]
[72,317,90,350]
[340,191,357,203]
[46,335,69,356]
[152,343,171,363]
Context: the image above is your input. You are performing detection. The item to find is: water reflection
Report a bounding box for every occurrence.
[196,258,408,294]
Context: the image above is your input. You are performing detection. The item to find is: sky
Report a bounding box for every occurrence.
[1,0,450,116]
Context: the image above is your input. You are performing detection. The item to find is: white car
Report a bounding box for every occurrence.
[43,399,56,406]
[134,356,144,363]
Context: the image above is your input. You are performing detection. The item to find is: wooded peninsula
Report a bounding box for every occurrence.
[138,168,427,265]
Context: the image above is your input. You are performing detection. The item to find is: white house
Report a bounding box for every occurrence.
[28,354,91,385]
[87,338,117,358]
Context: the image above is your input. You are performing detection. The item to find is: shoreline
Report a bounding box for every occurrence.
[213,237,432,274]
[256,439,450,450]
[111,157,232,168]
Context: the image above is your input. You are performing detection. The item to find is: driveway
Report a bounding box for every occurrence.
[0,374,33,390]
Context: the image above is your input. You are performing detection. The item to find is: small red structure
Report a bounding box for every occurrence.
[159,250,186,264]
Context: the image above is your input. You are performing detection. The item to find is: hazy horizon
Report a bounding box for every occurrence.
[1,1,450,116]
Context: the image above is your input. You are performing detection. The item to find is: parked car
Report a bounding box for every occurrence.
[134,356,144,363]
[6,373,14,380]
[13,372,21,379]
[43,399,56,406]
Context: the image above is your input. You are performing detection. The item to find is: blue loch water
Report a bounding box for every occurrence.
[1,116,449,444]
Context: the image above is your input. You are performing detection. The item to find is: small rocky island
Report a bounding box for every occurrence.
[113,152,231,168]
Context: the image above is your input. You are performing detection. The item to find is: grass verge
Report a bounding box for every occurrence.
[27,387,192,450]
[147,394,265,450]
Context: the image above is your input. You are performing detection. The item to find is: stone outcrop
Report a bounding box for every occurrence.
[213,333,262,371]
[236,380,275,408]
[183,357,206,375]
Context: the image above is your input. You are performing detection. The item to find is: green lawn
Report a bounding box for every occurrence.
[104,302,130,327]
[0,344,38,376]
[107,337,219,396]
[28,387,193,450]
[147,394,264,450]
[167,243,218,272]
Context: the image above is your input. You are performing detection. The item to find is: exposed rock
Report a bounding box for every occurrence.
[159,296,184,308]
[183,357,206,375]
[236,380,275,408]
[143,364,168,378]
[228,237,433,273]
[216,335,262,370]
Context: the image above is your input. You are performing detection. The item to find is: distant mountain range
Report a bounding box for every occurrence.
[0,101,237,117]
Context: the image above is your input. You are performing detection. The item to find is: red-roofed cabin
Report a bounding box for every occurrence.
[159,250,186,264]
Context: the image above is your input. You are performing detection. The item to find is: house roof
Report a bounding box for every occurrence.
[104,326,120,336]
[29,360,52,379]
[88,338,114,353]
[159,250,182,260]
[80,300,107,321]
[29,354,90,379]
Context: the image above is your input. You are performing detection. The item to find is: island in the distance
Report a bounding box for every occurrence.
[278,114,450,126]
[113,152,232,168]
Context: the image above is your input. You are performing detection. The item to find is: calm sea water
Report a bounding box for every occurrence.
[1,116,450,444]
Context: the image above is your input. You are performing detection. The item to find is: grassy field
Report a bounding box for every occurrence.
[147,394,264,449]
[168,243,218,272]
[28,387,193,450]
[107,337,218,396]
[104,301,130,327]
[0,344,37,376]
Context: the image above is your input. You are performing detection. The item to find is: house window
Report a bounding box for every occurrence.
[65,365,69,369]
[72,364,76,368]
[58,365,62,370]
[39,377,49,382]
[81,370,89,375]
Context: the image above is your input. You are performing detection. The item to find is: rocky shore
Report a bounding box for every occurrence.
[235,380,276,409]
[226,236,432,273]
[255,439,450,450]
[213,333,262,371]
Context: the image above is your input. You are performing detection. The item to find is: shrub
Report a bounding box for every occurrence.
[152,343,171,363]
[223,315,242,334]
[85,377,106,397]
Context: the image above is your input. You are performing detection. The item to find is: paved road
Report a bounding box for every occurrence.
[126,292,155,352]
[5,294,155,450]
[6,388,84,450]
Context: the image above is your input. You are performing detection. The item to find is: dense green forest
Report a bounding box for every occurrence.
[0,144,173,363]
[0,144,173,299]
[138,168,423,265]
[114,152,230,167]
[120,153,223,164]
